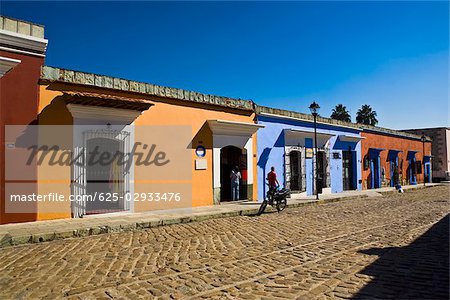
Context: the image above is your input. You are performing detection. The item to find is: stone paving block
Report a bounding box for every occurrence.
[0,187,450,299]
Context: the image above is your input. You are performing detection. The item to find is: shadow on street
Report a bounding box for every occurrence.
[353,214,449,299]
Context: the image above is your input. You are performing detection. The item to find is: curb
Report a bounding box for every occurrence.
[0,197,351,248]
[0,185,440,248]
[377,184,435,196]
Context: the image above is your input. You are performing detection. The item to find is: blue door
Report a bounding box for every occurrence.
[409,158,417,185]
[389,157,399,187]
[425,163,431,183]
[390,161,395,187]
[370,159,375,189]
[369,150,382,189]
[373,158,379,188]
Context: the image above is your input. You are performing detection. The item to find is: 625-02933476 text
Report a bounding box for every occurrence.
[9,192,183,202]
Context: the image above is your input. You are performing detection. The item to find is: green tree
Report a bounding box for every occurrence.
[356,104,378,126]
[330,104,351,122]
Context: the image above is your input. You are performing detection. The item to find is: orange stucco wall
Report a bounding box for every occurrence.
[36,87,73,220]
[133,95,257,209]
[36,83,258,220]
[361,131,432,189]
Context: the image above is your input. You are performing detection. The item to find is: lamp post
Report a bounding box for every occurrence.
[420,133,426,187]
[309,101,320,200]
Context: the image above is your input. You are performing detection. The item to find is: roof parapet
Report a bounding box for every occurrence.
[0,16,47,57]
[256,105,361,130]
[0,16,44,38]
[40,66,254,111]
[256,105,430,141]
[361,124,432,142]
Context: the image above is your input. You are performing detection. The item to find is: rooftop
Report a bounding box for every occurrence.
[0,16,44,38]
[400,127,450,132]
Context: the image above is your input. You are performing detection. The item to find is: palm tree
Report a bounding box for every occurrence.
[356,104,378,126]
[330,104,351,122]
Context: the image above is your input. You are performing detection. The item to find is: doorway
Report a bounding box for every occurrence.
[425,163,431,183]
[389,160,399,187]
[220,146,247,201]
[342,150,354,191]
[86,137,125,214]
[409,159,417,184]
[289,151,302,191]
[369,153,381,189]
[316,151,327,193]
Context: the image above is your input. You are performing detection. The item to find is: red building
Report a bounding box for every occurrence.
[361,128,432,189]
[0,17,48,224]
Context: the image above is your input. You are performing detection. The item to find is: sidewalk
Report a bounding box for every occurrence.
[0,184,440,248]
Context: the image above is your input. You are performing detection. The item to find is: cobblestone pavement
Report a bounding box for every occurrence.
[0,186,448,300]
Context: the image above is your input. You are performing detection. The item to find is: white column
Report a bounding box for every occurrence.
[244,138,254,185]
[213,146,221,189]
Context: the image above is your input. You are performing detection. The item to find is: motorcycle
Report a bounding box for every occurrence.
[257,185,290,215]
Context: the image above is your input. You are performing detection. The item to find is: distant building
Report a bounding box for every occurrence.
[401,127,450,181]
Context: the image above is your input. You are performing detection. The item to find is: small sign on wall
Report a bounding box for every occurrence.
[305,148,313,158]
[195,159,207,170]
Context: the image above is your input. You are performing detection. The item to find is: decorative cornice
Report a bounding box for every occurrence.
[207,120,264,136]
[0,56,20,77]
[0,46,45,58]
[0,29,48,56]
[258,111,362,131]
[67,104,142,123]
[40,66,254,111]
[257,106,363,132]
[63,91,153,111]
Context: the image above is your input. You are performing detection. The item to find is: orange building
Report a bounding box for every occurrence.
[1,65,263,222]
[360,128,432,189]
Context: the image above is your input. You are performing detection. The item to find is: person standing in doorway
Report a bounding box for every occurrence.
[230,166,241,201]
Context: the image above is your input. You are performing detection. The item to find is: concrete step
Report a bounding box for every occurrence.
[321,187,332,195]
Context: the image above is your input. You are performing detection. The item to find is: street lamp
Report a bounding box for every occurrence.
[420,133,427,187]
[309,101,320,200]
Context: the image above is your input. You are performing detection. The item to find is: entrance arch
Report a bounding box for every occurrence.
[207,119,264,204]
[220,146,247,201]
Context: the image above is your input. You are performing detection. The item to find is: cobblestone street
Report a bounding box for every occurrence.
[0,186,448,300]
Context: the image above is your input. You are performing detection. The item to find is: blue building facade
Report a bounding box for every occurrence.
[256,113,363,201]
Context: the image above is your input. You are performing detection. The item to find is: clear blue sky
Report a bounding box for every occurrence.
[3,1,448,129]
